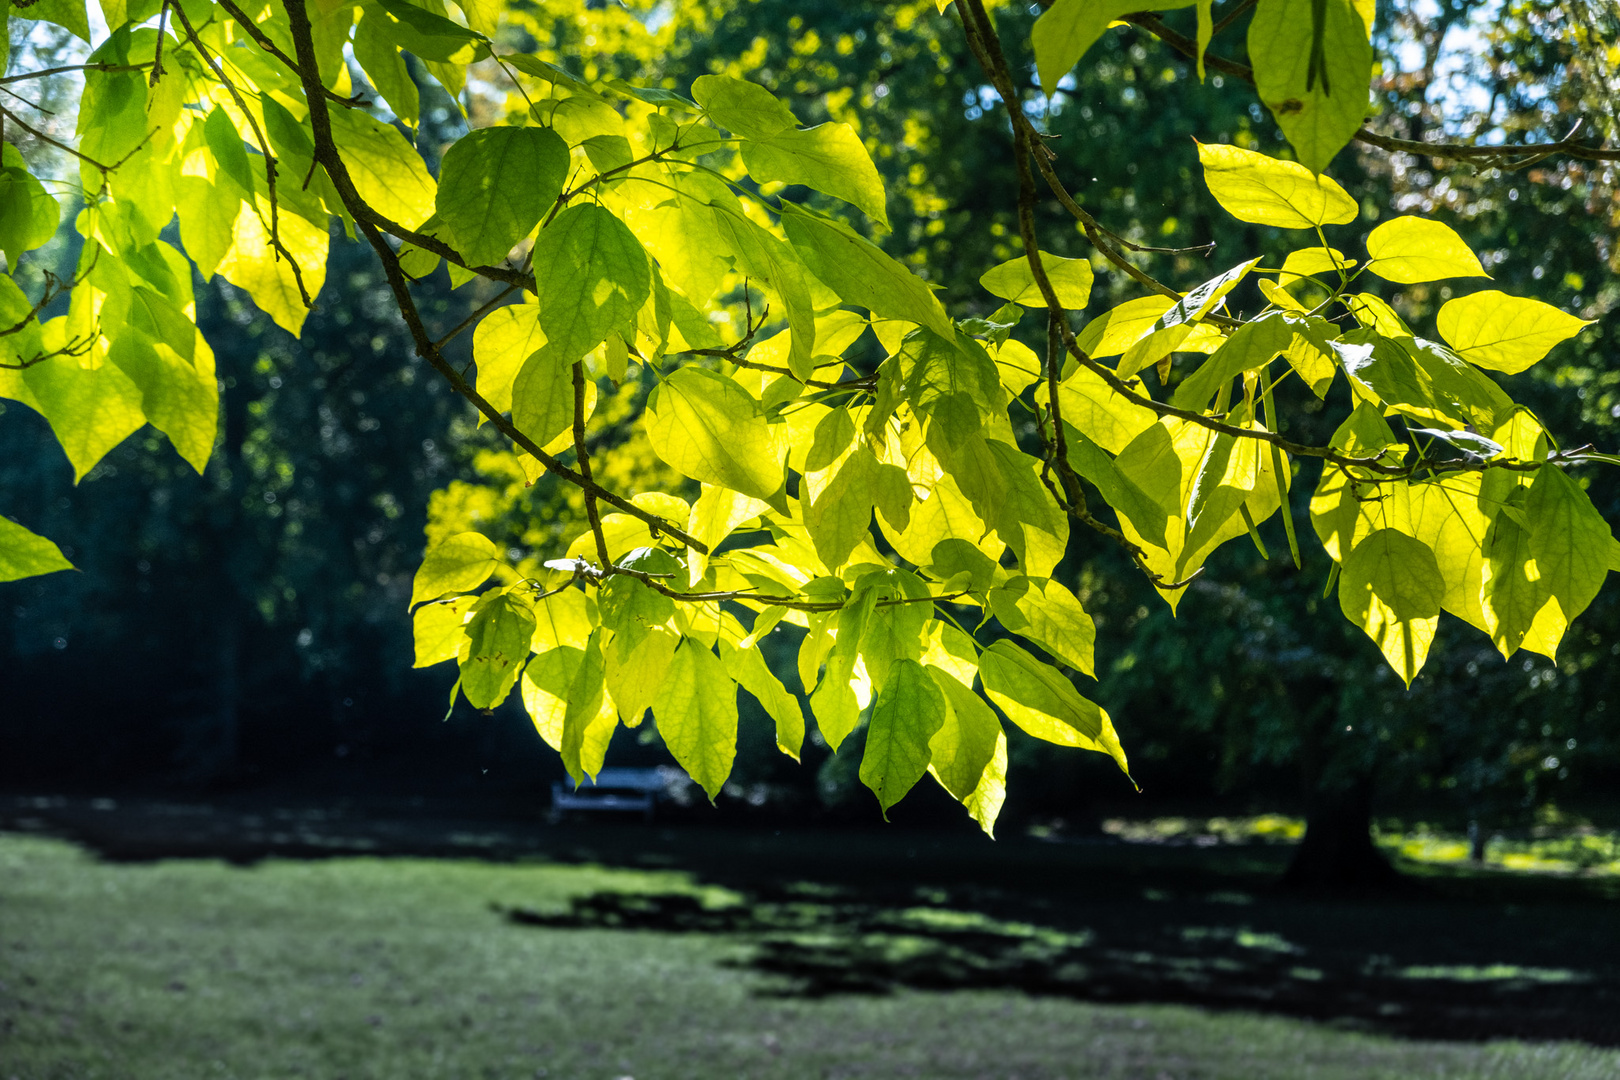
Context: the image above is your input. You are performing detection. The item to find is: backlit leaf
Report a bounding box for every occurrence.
[657,641,739,801]
[1197,142,1358,228]
[860,658,947,814]
[411,531,498,606]
[1338,528,1444,684]
[1249,0,1373,173]
[979,251,1094,309]
[978,640,1130,777]
[1436,291,1593,375]
[647,367,783,502]
[1365,217,1489,284]
[436,126,569,267]
[0,515,74,583]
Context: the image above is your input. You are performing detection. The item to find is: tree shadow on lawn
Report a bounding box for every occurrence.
[498,876,1620,1048]
[8,794,1619,1048]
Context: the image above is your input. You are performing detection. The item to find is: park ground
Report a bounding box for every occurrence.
[2,797,1619,1079]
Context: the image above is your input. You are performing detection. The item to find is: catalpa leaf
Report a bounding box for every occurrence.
[860,658,946,815]
[1249,0,1373,173]
[436,126,569,267]
[979,251,1094,309]
[647,368,784,503]
[1436,291,1592,374]
[411,531,498,607]
[1365,217,1489,284]
[1197,143,1358,228]
[0,515,74,583]
[657,640,739,801]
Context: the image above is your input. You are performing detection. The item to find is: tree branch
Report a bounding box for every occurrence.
[278,0,710,554]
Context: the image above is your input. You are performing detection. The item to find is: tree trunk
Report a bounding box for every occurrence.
[1279,778,1410,894]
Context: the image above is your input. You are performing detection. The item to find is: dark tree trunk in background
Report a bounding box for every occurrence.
[1279,777,1409,893]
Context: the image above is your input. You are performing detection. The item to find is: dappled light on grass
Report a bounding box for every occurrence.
[6,829,1620,1080]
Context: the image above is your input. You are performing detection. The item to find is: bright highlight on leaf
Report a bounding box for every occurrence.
[979,252,1094,309]
[1365,217,1490,283]
[1436,291,1592,374]
[1197,144,1359,229]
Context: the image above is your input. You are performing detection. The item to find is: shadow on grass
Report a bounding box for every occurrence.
[499,874,1620,1048]
[8,793,1619,1048]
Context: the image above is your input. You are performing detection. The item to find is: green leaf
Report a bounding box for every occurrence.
[1033,0,1195,96]
[810,581,881,751]
[978,251,1094,309]
[721,638,806,761]
[459,591,536,710]
[1524,465,1611,639]
[803,442,879,571]
[1056,365,1158,455]
[656,640,739,801]
[1197,142,1358,228]
[1338,528,1444,685]
[436,126,569,267]
[353,7,420,130]
[327,107,438,228]
[742,124,889,228]
[1436,290,1593,375]
[979,640,1130,778]
[1407,475,1490,633]
[509,348,574,449]
[411,531,498,606]
[1365,217,1489,284]
[708,207,819,378]
[925,667,1003,822]
[691,73,800,139]
[19,334,146,482]
[530,203,652,364]
[778,203,955,341]
[988,576,1097,677]
[1064,427,1170,547]
[412,595,477,667]
[1481,494,1561,660]
[1249,0,1373,173]
[521,646,585,751]
[1171,311,1293,411]
[605,624,678,727]
[0,515,75,583]
[859,658,947,815]
[375,0,488,62]
[560,630,617,782]
[0,146,60,268]
[1118,260,1257,379]
[647,367,784,502]
[472,303,545,416]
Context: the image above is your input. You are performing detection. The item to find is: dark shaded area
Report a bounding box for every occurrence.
[6,795,1617,1048]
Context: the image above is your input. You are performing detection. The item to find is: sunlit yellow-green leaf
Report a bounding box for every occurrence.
[412,595,477,667]
[459,591,536,710]
[1407,475,1490,633]
[647,367,783,502]
[328,107,437,228]
[978,640,1130,778]
[0,515,75,583]
[778,203,955,341]
[1197,143,1358,228]
[436,126,569,267]
[979,251,1094,309]
[1339,528,1444,685]
[411,531,498,607]
[657,640,739,801]
[1436,291,1593,375]
[860,658,946,814]
[721,638,806,761]
[1365,217,1489,284]
[1033,0,1196,96]
[1249,0,1373,173]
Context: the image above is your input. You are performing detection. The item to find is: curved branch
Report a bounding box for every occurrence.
[279,0,709,554]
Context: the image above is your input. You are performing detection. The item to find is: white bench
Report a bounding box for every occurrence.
[550,767,665,821]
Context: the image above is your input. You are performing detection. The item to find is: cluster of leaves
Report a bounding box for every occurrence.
[0,0,1612,830]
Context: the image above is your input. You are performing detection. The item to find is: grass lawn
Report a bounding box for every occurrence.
[3,832,1618,1080]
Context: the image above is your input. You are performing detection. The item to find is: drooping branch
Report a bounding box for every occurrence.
[278,0,710,555]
